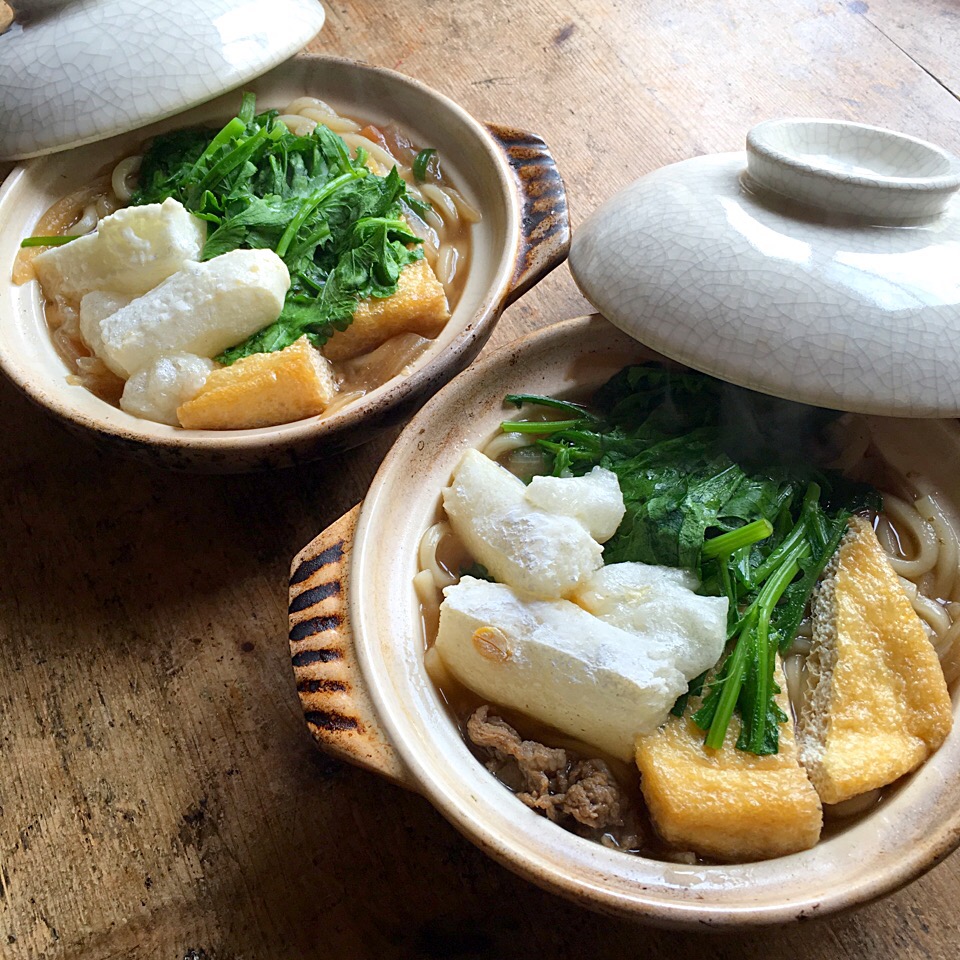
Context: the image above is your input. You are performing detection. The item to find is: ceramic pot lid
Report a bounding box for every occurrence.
[570,119,960,418]
[0,0,325,161]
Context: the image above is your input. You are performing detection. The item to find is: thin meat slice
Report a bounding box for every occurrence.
[466,705,636,841]
[534,759,626,828]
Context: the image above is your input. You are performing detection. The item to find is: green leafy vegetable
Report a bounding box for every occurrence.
[670,669,708,719]
[460,562,495,582]
[501,365,881,755]
[131,93,426,363]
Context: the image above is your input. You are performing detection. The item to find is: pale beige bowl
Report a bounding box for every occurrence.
[0,56,568,471]
[289,315,960,927]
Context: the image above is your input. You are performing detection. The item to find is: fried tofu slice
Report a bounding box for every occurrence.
[177,336,337,430]
[322,257,449,362]
[797,516,953,805]
[636,659,823,862]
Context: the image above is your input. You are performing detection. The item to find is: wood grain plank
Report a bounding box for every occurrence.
[848,0,960,99]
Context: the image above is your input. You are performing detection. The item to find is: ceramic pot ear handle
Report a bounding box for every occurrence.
[289,505,417,791]
[485,123,570,308]
[7,0,72,21]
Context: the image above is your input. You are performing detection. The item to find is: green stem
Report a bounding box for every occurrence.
[747,483,820,586]
[704,608,757,750]
[197,125,270,193]
[500,419,583,434]
[187,116,246,180]
[703,534,810,753]
[717,562,738,632]
[504,394,593,418]
[238,91,257,125]
[702,518,773,558]
[413,148,437,182]
[20,235,80,247]
[275,171,359,257]
[744,540,809,752]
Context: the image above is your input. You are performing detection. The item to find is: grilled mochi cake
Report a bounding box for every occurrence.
[436,576,687,761]
[635,658,823,862]
[797,516,953,805]
[440,450,613,600]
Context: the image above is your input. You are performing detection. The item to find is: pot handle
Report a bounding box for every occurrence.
[289,504,417,791]
[485,123,570,308]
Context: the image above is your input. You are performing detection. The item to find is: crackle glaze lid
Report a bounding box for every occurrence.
[0,0,326,161]
[570,119,960,418]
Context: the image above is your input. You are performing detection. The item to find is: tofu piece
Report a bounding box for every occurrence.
[636,659,823,861]
[524,467,625,543]
[442,449,603,599]
[322,257,449,362]
[33,198,206,300]
[797,516,953,805]
[177,336,337,430]
[572,562,727,681]
[436,577,688,760]
[96,249,290,377]
[119,353,215,426]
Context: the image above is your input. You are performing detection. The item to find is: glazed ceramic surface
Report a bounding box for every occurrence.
[571,119,960,418]
[0,55,567,471]
[290,315,960,927]
[0,0,326,160]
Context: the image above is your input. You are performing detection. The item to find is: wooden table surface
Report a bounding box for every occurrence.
[4,1,960,957]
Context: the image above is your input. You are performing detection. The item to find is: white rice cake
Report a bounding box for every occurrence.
[524,466,625,542]
[119,353,215,426]
[572,562,728,681]
[636,658,823,861]
[79,290,133,358]
[95,249,290,377]
[436,577,688,760]
[34,198,206,300]
[442,449,604,599]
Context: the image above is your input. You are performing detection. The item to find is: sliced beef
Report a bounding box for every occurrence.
[533,759,626,828]
[466,706,567,796]
[466,705,640,848]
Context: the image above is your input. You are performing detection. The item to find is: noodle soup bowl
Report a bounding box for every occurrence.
[0,55,568,471]
[289,315,960,927]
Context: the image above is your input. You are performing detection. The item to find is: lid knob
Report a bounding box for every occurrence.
[746,119,960,220]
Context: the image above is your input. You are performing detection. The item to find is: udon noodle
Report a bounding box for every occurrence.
[415,408,960,846]
[17,98,479,410]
